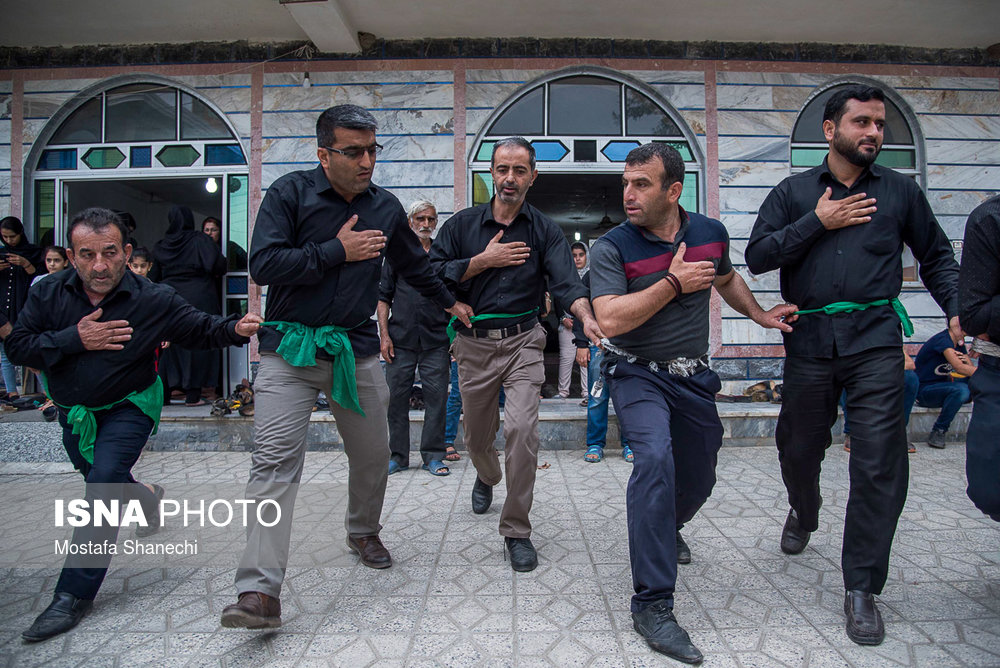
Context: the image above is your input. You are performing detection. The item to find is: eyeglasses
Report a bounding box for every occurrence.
[321,143,383,160]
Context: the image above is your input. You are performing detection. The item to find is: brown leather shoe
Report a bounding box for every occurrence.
[347,535,393,569]
[220,591,281,629]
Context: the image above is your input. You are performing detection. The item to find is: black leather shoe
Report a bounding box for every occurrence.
[676,531,691,565]
[632,600,703,664]
[472,477,493,514]
[780,508,811,555]
[844,590,884,645]
[504,537,538,572]
[135,484,165,538]
[22,592,93,642]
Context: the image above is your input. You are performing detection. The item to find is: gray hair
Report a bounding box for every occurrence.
[407,200,437,219]
[316,104,378,147]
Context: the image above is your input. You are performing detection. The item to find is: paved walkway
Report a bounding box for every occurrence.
[1,443,998,667]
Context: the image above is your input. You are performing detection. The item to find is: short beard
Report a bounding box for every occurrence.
[832,129,879,168]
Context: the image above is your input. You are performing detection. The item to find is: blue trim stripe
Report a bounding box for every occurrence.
[263,108,453,113]
[193,85,251,90]
[717,108,800,113]
[719,134,789,138]
[918,112,1000,118]
[928,187,1000,193]
[265,81,453,88]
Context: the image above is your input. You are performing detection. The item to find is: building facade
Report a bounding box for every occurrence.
[2,43,997,388]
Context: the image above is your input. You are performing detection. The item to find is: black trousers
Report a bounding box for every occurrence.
[385,344,450,466]
[966,355,1000,522]
[777,347,908,594]
[55,403,157,600]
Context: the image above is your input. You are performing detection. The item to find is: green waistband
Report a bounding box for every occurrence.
[49,376,164,465]
[262,320,363,415]
[793,298,913,337]
[446,308,540,343]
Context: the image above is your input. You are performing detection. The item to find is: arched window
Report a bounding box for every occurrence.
[791,82,921,182]
[469,70,704,237]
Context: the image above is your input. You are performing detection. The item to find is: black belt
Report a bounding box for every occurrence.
[459,321,534,340]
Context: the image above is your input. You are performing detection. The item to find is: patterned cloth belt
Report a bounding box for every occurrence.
[972,337,1000,358]
[591,338,709,399]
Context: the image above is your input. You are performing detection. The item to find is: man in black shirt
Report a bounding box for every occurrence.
[747,85,959,646]
[958,194,1000,522]
[7,207,259,642]
[378,199,452,476]
[223,105,471,629]
[431,137,601,572]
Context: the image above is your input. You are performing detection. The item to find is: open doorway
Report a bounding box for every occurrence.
[528,172,625,242]
[62,176,223,250]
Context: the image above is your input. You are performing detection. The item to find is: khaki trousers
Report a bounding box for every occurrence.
[235,352,390,597]
[453,324,546,538]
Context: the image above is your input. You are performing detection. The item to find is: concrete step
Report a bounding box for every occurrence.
[0,398,971,461]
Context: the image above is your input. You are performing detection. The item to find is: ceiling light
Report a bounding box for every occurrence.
[205,177,218,194]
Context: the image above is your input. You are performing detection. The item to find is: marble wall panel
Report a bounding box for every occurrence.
[262,109,455,138]
[926,165,1000,190]
[880,76,998,91]
[919,115,1000,140]
[721,214,758,238]
[465,81,524,109]
[264,82,453,113]
[261,137,316,164]
[380,134,453,161]
[0,119,10,144]
[0,80,11,94]
[0,198,9,218]
[899,89,1000,116]
[0,150,9,170]
[718,136,788,162]
[678,110,706,136]
[23,119,48,145]
[927,189,999,215]
[24,79,101,93]
[261,162,313,188]
[373,161,454,188]
[266,71,452,87]
[722,318,783,345]
[936,214,976,240]
[720,187,771,214]
[227,112,251,139]
[0,173,10,195]
[720,292,786,318]
[0,94,10,121]
[728,238,748,263]
[736,266,779,291]
[646,83,705,111]
[384,186,454,211]
[23,91,78,120]
[628,71,706,85]
[466,109,493,137]
[716,72,830,87]
[718,161,789,187]
[899,291,948,318]
[467,69,536,83]
[716,85,774,110]
[771,85,814,112]
[190,86,252,115]
[925,139,1000,165]
[171,74,252,89]
[717,110,797,136]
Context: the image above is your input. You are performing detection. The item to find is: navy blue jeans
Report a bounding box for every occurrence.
[966,356,1000,521]
[917,381,971,432]
[606,359,723,612]
[55,403,156,600]
[586,345,629,449]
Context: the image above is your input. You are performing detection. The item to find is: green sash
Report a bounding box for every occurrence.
[263,320,363,415]
[446,308,540,343]
[49,377,164,465]
[793,298,913,337]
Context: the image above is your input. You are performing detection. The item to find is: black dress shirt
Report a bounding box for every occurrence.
[746,159,959,358]
[250,166,455,359]
[5,270,247,407]
[430,200,588,331]
[378,256,450,350]
[959,194,1000,341]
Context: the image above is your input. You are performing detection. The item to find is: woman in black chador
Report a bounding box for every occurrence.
[152,206,227,405]
[0,216,43,399]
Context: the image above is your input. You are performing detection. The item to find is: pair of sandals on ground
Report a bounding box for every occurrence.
[388,444,463,476]
[584,444,633,463]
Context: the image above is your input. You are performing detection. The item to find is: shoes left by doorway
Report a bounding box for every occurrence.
[927,429,947,449]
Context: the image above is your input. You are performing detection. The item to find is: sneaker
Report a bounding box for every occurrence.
[927,429,947,449]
